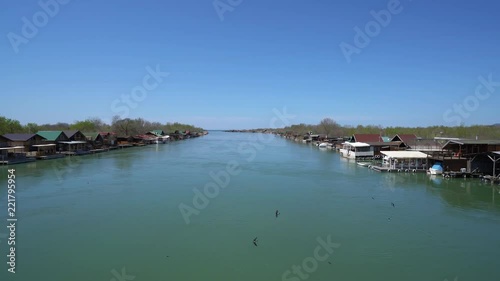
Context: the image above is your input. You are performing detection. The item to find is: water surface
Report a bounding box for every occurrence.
[1,131,499,281]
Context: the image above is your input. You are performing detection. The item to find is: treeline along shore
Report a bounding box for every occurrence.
[0,115,207,165]
[225,118,500,140]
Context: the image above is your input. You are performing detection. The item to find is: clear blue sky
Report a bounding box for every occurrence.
[1,0,499,129]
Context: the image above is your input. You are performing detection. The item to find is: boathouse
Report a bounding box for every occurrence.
[1,133,46,154]
[0,135,8,148]
[363,141,402,157]
[0,146,35,165]
[426,139,500,173]
[147,130,166,137]
[116,136,134,147]
[83,132,105,149]
[379,151,429,172]
[390,134,418,149]
[349,134,384,143]
[441,139,500,157]
[31,143,60,159]
[339,142,374,159]
[468,151,500,177]
[37,131,69,151]
[58,130,89,154]
[99,132,117,147]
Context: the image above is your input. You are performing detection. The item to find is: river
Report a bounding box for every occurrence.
[0,131,499,281]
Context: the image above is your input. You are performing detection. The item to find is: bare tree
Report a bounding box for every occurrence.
[318,118,339,137]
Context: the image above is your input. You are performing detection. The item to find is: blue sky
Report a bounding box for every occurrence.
[1,0,499,129]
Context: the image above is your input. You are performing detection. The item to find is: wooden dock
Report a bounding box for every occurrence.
[369,165,427,173]
[37,154,65,160]
[442,171,482,178]
[89,148,109,154]
[482,175,500,184]
[0,158,37,165]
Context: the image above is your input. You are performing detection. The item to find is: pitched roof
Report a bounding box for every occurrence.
[2,133,45,142]
[0,135,9,145]
[444,139,500,146]
[63,130,80,138]
[148,130,165,136]
[352,134,383,143]
[83,132,100,140]
[37,131,66,141]
[364,141,404,146]
[391,134,418,143]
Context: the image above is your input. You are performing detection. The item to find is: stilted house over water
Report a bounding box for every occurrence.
[36,131,69,151]
[61,130,89,154]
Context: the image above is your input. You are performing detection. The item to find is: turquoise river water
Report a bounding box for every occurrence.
[0,131,499,281]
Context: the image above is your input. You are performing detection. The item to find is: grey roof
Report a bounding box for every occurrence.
[364,141,402,146]
[445,139,500,145]
[2,134,45,142]
[63,130,79,138]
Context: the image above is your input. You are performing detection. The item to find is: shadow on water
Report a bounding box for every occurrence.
[369,169,500,213]
[426,175,500,211]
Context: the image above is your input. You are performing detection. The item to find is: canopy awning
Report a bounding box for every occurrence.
[58,141,87,144]
[342,142,370,147]
[381,151,429,159]
[0,146,25,151]
[33,144,56,147]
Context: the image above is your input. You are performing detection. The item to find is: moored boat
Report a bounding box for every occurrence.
[318,142,329,148]
[428,162,444,175]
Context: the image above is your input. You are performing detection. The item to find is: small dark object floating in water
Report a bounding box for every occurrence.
[253,237,258,247]
[371,197,375,200]
[328,261,332,265]
[275,210,280,218]
[391,202,395,207]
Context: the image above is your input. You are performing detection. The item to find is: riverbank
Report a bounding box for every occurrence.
[0,130,209,166]
[2,130,499,281]
[227,129,500,184]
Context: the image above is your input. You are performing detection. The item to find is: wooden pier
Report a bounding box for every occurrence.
[37,154,65,160]
[0,158,37,165]
[369,165,427,173]
[442,171,482,178]
[482,175,500,184]
[89,148,109,154]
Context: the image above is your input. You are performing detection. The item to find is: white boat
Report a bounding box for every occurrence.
[318,142,329,148]
[339,142,374,159]
[428,162,444,175]
[159,135,170,143]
